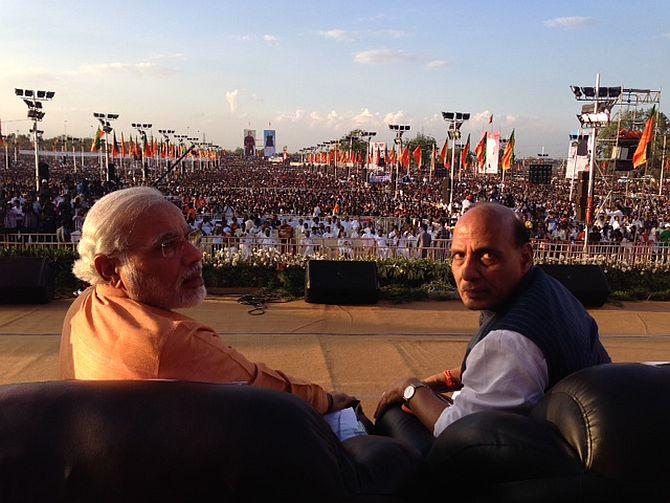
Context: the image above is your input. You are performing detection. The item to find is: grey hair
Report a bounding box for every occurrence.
[72,187,168,285]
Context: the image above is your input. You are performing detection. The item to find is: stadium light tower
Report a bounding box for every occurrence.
[94,112,119,181]
[388,125,409,197]
[132,122,152,181]
[15,88,55,190]
[569,73,614,251]
[441,111,470,208]
[158,129,175,169]
[359,131,377,181]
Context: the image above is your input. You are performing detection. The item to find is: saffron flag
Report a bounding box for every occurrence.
[388,148,397,165]
[120,133,126,157]
[633,107,656,169]
[461,134,471,169]
[111,132,119,158]
[144,138,153,158]
[412,146,422,168]
[399,146,410,169]
[439,139,450,168]
[430,144,436,174]
[475,132,487,169]
[90,127,104,152]
[501,129,515,171]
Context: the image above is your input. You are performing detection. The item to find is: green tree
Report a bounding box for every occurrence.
[405,132,437,170]
[600,108,669,174]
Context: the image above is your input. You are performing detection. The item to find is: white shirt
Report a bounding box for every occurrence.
[433,330,548,437]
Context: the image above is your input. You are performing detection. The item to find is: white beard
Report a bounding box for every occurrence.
[124,262,207,310]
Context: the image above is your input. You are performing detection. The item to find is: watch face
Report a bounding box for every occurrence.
[403,385,415,401]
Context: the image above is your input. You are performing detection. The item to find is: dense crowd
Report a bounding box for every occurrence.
[1,154,669,248]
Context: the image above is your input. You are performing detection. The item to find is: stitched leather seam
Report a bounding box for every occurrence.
[547,390,592,468]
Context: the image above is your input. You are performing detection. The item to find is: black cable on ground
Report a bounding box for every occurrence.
[236,291,294,315]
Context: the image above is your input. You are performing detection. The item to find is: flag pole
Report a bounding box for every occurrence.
[584,73,600,253]
[660,134,667,197]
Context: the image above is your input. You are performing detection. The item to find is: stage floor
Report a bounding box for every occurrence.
[1,295,669,414]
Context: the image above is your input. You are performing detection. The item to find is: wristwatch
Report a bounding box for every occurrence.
[403,382,426,402]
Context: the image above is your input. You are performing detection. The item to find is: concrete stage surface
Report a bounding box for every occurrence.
[1,295,669,414]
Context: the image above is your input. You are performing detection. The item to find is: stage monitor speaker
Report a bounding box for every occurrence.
[577,171,589,199]
[538,264,610,308]
[0,257,55,304]
[107,163,116,181]
[38,161,50,181]
[529,164,552,184]
[305,260,379,305]
[576,197,588,221]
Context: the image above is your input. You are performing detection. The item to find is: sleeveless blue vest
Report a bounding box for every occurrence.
[461,267,611,390]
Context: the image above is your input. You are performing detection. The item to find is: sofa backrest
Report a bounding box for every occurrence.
[531,363,670,486]
[0,380,356,502]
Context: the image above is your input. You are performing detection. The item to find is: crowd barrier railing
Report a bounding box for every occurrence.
[1,233,668,267]
[0,233,78,251]
[199,236,670,267]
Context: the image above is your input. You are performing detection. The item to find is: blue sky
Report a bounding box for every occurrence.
[1,0,668,156]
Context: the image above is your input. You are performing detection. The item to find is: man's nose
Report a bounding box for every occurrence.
[460,253,480,281]
[183,241,203,264]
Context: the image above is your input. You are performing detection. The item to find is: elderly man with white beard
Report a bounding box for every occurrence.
[60,187,355,415]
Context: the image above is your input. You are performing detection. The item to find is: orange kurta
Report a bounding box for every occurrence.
[60,285,331,413]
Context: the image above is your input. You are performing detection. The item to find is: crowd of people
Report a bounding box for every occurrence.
[1,154,669,251]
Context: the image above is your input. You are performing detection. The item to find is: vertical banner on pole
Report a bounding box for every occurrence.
[243,129,256,156]
[263,130,276,157]
[485,131,500,174]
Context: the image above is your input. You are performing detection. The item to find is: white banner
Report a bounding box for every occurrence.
[565,132,591,179]
[485,131,500,174]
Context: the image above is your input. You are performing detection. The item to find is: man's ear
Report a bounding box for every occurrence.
[93,255,123,288]
[521,243,534,272]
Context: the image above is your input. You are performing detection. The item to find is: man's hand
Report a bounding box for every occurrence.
[329,391,358,412]
[373,377,422,419]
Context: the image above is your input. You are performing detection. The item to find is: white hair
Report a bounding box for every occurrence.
[72,187,167,285]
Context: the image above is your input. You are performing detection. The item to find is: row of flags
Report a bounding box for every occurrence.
[305,130,516,173]
[89,127,220,160]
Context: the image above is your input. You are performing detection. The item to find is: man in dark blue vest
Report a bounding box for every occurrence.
[374,203,611,455]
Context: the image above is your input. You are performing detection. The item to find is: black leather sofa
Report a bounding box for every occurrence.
[0,381,420,503]
[0,364,667,502]
[427,363,670,502]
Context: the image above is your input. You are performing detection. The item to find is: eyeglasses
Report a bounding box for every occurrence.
[158,230,203,258]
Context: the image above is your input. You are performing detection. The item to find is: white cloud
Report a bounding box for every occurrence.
[318,29,352,41]
[662,33,670,39]
[275,109,305,122]
[352,108,379,126]
[505,115,518,125]
[472,110,493,124]
[383,110,408,125]
[149,52,187,61]
[372,29,410,39]
[225,89,239,113]
[309,111,323,122]
[263,34,279,45]
[354,48,421,65]
[426,59,448,70]
[543,16,595,29]
[73,61,177,77]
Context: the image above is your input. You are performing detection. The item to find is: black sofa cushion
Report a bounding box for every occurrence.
[0,380,420,502]
[532,363,670,493]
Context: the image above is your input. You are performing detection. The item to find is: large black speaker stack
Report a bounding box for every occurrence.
[528,164,552,184]
[539,264,610,308]
[0,257,55,304]
[305,260,379,305]
[575,171,589,221]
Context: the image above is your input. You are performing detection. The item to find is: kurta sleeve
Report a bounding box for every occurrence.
[158,322,332,414]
